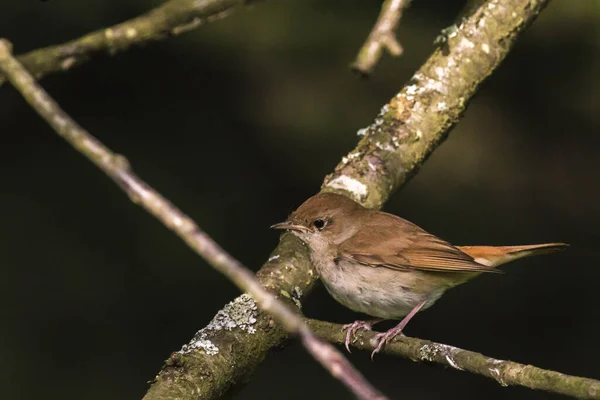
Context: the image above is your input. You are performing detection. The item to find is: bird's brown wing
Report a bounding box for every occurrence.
[339,212,500,273]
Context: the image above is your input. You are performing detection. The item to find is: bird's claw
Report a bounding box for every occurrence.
[370,328,403,360]
[342,320,375,353]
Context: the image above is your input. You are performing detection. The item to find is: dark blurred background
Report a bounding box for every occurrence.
[0,1,598,399]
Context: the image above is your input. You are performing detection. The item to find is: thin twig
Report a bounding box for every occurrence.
[351,0,411,76]
[307,319,600,399]
[0,39,386,400]
[0,0,262,87]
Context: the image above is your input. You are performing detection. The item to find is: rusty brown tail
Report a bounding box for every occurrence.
[457,243,569,268]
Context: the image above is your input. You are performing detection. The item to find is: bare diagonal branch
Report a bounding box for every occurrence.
[0,0,262,87]
[308,319,600,399]
[0,40,386,400]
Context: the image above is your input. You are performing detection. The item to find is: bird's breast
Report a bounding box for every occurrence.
[314,257,449,320]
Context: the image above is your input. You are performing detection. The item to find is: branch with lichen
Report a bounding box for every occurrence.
[307,320,600,399]
[0,39,388,400]
[351,0,411,76]
[144,0,554,398]
[142,0,556,397]
[0,0,562,398]
[0,0,262,87]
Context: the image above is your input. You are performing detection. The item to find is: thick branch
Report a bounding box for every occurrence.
[351,0,411,76]
[323,0,549,208]
[0,40,387,400]
[143,0,551,398]
[0,0,260,86]
[308,320,600,399]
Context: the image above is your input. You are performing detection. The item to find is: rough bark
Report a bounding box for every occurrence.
[145,236,317,399]
[308,319,600,399]
[145,0,552,398]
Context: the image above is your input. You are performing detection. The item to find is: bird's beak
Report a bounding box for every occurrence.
[270,222,312,232]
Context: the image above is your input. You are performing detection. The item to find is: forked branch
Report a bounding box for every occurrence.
[351,0,411,76]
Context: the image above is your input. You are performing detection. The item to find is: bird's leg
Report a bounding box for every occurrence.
[342,318,385,353]
[371,300,427,360]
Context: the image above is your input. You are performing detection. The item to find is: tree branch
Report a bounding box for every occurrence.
[307,319,600,399]
[143,0,551,398]
[0,40,388,400]
[351,0,411,76]
[0,0,553,398]
[0,0,261,87]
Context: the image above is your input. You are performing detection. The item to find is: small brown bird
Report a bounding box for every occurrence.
[272,193,567,358]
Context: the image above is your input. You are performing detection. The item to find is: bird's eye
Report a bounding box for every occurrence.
[312,219,327,230]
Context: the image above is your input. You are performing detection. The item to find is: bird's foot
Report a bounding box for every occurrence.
[342,319,382,353]
[369,299,428,360]
[370,325,405,360]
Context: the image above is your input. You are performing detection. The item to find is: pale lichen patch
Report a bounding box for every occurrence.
[374,141,395,152]
[378,104,389,116]
[293,286,303,299]
[418,344,439,362]
[459,37,475,49]
[435,66,445,79]
[280,288,302,309]
[341,151,361,164]
[433,24,459,45]
[326,175,368,201]
[179,294,258,355]
[290,286,303,309]
[418,343,463,371]
[182,338,219,356]
[487,358,508,386]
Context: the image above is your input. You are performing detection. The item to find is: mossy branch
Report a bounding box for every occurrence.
[308,319,600,399]
[323,0,550,209]
[0,0,262,86]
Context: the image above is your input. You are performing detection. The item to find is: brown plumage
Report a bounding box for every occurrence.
[272,193,568,357]
[339,212,500,274]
